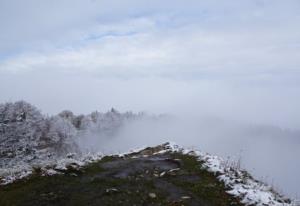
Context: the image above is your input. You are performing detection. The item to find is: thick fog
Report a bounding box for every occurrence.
[1,61,300,199]
[75,113,300,198]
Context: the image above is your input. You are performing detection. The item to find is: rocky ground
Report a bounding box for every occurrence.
[0,144,245,206]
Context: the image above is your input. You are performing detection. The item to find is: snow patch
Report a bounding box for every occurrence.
[164,142,299,206]
[0,141,298,206]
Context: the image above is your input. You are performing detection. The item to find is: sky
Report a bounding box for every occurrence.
[0,0,300,129]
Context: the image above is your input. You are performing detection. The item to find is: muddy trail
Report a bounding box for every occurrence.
[0,146,244,206]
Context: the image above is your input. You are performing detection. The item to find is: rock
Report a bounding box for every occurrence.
[160,171,166,177]
[168,168,180,176]
[69,173,77,177]
[181,196,191,199]
[105,188,119,194]
[149,193,157,198]
[153,171,159,177]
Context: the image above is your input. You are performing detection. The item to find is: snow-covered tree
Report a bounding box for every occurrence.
[0,100,151,175]
[0,101,79,168]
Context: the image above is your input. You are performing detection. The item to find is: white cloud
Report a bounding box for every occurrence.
[1,0,300,129]
[1,16,299,79]
[1,0,300,53]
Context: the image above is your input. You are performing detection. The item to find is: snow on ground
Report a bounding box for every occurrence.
[0,142,299,206]
[164,142,299,206]
[0,152,103,185]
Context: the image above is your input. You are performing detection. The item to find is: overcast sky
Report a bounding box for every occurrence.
[1,0,300,128]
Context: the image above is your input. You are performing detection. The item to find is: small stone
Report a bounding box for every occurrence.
[168,168,180,173]
[181,196,191,199]
[168,168,180,176]
[105,188,119,193]
[149,193,157,198]
[159,171,166,177]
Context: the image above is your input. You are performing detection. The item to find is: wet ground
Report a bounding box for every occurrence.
[0,148,244,206]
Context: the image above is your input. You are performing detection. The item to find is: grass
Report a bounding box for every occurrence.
[0,152,245,206]
[168,152,244,206]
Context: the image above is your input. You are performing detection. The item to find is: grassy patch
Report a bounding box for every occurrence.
[167,152,243,206]
[0,152,245,206]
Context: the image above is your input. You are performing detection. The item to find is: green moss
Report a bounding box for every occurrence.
[0,175,171,206]
[167,152,243,206]
[0,152,244,206]
[80,155,120,175]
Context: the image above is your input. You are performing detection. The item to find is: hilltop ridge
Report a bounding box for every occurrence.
[0,142,296,206]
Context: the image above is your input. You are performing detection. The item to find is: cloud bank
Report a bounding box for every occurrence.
[1,0,300,128]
